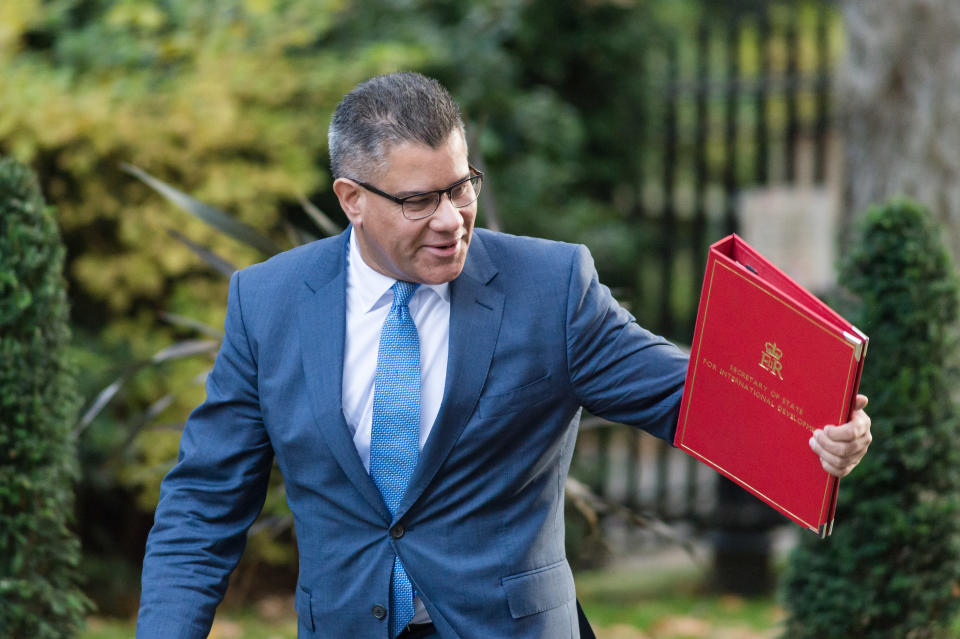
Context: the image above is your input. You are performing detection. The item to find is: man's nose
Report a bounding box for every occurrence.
[429,193,461,229]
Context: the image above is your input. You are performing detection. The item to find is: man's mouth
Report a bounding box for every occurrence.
[425,238,462,255]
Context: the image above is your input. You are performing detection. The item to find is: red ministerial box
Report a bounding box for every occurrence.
[674,234,868,537]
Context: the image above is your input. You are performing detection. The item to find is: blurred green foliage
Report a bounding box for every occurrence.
[0,157,90,637]
[782,200,960,638]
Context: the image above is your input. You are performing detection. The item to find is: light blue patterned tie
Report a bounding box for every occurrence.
[369,280,420,638]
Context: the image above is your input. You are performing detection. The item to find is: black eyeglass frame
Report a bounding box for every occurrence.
[350,165,484,220]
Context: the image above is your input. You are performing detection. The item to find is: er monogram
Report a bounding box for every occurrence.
[760,341,784,379]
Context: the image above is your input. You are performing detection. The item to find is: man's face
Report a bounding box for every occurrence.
[344,129,476,285]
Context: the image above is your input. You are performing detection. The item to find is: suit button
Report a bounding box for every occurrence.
[390,523,405,538]
[372,604,387,620]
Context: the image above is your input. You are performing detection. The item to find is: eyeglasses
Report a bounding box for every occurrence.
[351,166,484,220]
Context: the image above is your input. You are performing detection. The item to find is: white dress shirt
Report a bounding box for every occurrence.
[341,229,448,625]
[342,229,450,471]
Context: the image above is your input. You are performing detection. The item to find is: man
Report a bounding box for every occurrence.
[137,72,872,639]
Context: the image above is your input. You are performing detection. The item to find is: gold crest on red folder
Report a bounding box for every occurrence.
[759,341,784,380]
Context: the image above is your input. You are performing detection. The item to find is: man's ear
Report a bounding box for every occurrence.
[333,178,364,227]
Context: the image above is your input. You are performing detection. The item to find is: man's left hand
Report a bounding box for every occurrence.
[808,394,872,478]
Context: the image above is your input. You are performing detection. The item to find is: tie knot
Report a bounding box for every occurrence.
[391,280,419,308]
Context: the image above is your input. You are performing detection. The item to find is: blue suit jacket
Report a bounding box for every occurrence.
[137,228,688,639]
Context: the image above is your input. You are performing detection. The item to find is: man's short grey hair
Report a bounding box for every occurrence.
[329,72,466,182]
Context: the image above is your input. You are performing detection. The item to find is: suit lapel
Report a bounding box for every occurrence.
[397,232,504,518]
[298,229,391,522]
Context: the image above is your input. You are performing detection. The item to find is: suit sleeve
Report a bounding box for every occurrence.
[137,271,274,639]
[565,244,688,442]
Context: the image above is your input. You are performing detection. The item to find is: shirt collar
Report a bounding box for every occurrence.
[347,227,450,314]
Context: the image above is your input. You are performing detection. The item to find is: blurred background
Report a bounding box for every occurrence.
[3,0,960,637]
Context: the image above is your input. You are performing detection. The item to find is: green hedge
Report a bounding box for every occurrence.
[782,199,960,638]
[0,157,89,637]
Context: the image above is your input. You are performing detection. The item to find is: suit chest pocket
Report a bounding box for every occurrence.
[476,373,552,420]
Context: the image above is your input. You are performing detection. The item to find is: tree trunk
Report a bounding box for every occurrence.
[838,0,960,258]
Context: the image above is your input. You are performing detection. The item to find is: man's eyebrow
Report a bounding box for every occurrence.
[396,172,472,198]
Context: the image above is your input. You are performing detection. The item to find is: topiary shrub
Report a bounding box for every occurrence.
[781,199,960,638]
[0,157,90,637]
